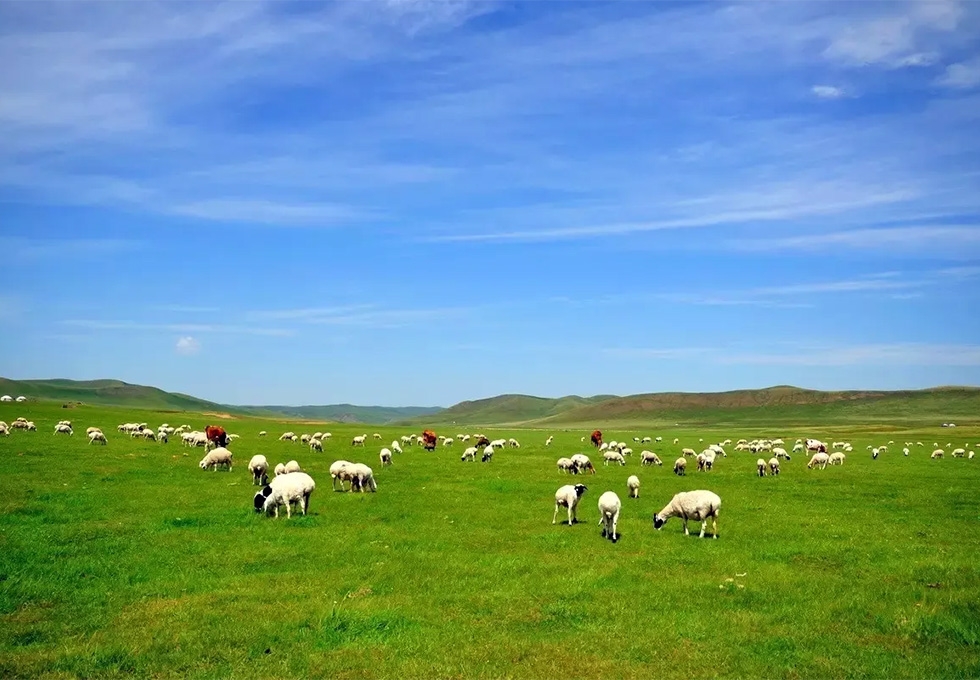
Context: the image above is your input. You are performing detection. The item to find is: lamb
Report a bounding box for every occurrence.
[553,483,588,524]
[792,443,805,454]
[199,447,233,471]
[603,451,626,466]
[284,460,302,474]
[597,491,622,543]
[556,457,575,473]
[769,457,780,475]
[248,455,269,485]
[808,452,830,470]
[757,458,767,477]
[626,475,640,498]
[931,449,944,459]
[348,463,377,492]
[571,453,595,474]
[88,431,107,445]
[380,448,392,466]
[54,424,73,436]
[461,446,478,462]
[653,490,721,538]
[829,452,845,466]
[330,460,352,490]
[254,471,315,518]
[310,438,323,453]
[620,447,633,457]
[673,457,687,476]
[640,450,662,466]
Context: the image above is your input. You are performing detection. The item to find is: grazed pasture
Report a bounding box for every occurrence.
[1,402,978,678]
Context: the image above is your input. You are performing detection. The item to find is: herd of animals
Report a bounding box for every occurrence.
[2,416,977,543]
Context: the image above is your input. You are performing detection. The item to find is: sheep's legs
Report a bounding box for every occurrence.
[552,505,559,525]
[699,521,706,538]
[682,519,689,536]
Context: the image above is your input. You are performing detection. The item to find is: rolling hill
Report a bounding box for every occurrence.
[0,377,225,413]
[238,404,443,424]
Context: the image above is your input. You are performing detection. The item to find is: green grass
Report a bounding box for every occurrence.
[1,401,979,678]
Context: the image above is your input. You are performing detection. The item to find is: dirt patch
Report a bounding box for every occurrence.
[202,412,235,420]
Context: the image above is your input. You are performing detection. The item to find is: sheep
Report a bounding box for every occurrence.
[903,447,910,456]
[380,448,392,466]
[348,463,377,492]
[769,457,780,475]
[681,447,696,457]
[829,452,845,466]
[673,457,687,476]
[620,447,633,457]
[248,455,269,485]
[640,450,662,466]
[290,435,298,443]
[391,441,403,455]
[696,450,715,472]
[373,433,382,440]
[808,452,830,470]
[54,424,73,436]
[352,435,366,446]
[88,431,107,445]
[227,434,239,441]
[86,426,102,436]
[322,432,332,439]
[626,475,640,498]
[461,446,478,462]
[772,447,791,460]
[556,457,575,473]
[969,451,975,460]
[279,432,296,442]
[603,450,626,466]
[792,442,805,454]
[158,431,168,444]
[672,438,679,445]
[553,483,588,524]
[633,437,640,443]
[310,438,323,453]
[545,436,554,446]
[259,431,267,436]
[283,460,302,474]
[571,453,595,475]
[931,449,944,459]
[757,458,767,477]
[481,445,494,462]
[254,471,315,518]
[951,448,966,458]
[642,436,653,443]
[0,425,8,436]
[300,434,311,444]
[597,491,622,543]
[274,463,287,476]
[653,490,721,538]
[142,430,156,441]
[509,438,521,448]
[708,444,726,457]
[655,436,662,442]
[199,447,233,472]
[330,460,352,490]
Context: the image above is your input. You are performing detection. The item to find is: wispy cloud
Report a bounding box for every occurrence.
[169,199,371,226]
[246,304,469,328]
[937,56,980,89]
[63,319,293,337]
[153,305,221,314]
[730,226,980,255]
[0,237,141,259]
[812,85,845,99]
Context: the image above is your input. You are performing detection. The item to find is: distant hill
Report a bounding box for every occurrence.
[430,394,614,425]
[240,404,443,424]
[0,377,227,412]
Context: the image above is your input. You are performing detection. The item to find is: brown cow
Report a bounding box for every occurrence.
[590,430,602,448]
[421,430,437,451]
[205,425,229,448]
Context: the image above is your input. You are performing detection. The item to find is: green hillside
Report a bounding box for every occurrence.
[430,393,612,425]
[241,404,443,424]
[0,377,225,413]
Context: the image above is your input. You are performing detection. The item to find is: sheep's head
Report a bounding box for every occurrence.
[254,486,272,512]
[653,514,667,530]
[199,457,209,469]
[573,484,588,497]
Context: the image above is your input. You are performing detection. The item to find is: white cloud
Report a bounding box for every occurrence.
[731,226,980,254]
[937,57,980,89]
[811,85,845,99]
[175,336,201,356]
[63,319,292,337]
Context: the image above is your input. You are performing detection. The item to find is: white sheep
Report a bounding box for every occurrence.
[603,450,626,466]
[248,455,269,485]
[653,490,721,538]
[461,446,478,462]
[380,448,392,466]
[373,433,382,440]
[310,438,323,453]
[254,471,315,518]
[757,458,767,477]
[481,445,494,462]
[88,431,107,445]
[808,452,830,470]
[391,441,403,455]
[829,452,845,466]
[300,434,311,444]
[626,475,640,499]
[545,436,554,446]
[86,426,102,436]
[284,460,302,474]
[931,449,944,459]
[673,457,687,476]
[772,447,791,460]
[571,453,595,475]
[54,424,73,436]
[259,431,268,436]
[640,450,662,466]
[349,463,377,492]
[556,457,575,473]
[322,432,332,439]
[643,436,653,443]
[279,431,296,442]
[352,435,366,446]
[199,447,233,471]
[274,463,287,476]
[951,448,966,458]
[769,457,780,475]
[553,483,588,524]
[509,438,520,448]
[330,460,352,490]
[696,450,716,472]
[681,447,696,457]
[597,491,622,543]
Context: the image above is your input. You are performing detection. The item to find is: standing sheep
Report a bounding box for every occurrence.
[603,451,626,466]
[829,452,845,466]
[310,438,323,453]
[88,431,107,445]
[552,484,588,525]
[199,447,233,471]
[461,446,478,462]
[284,460,302,474]
[640,451,662,466]
[597,491,622,543]
[768,457,780,475]
[571,453,595,475]
[254,472,316,518]
[380,448,392,466]
[626,475,640,499]
[653,490,721,539]
[348,463,377,492]
[248,455,269,485]
[330,460,352,490]
[808,452,831,470]
[673,457,687,476]
[931,449,944,459]
[556,457,575,473]
[757,458,767,477]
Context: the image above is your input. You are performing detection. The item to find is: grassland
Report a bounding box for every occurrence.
[1,400,979,678]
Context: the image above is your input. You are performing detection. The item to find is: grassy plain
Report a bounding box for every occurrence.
[1,401,978,678]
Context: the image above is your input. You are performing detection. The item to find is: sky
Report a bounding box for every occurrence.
[1,0,979,407]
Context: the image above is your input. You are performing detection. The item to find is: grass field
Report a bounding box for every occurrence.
[2,401,979,678]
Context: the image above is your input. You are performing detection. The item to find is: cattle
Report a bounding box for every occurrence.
[475,435,491,449]
[590,429,602,448]
[205,425,229,448]
[421,430,438,451]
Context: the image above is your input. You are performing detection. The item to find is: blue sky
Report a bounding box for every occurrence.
[1,0,979,406]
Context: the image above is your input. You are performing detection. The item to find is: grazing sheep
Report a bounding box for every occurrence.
[903,447,910,456]
[259,431,268,436]
[603,450,626,466]
[0,425,8,436]
[951,448,966,458]
[553,483,588,524]
[88,431,107,445]
[254,472,316,518]
[557,457,576,473]
[653,490,721,538]
[829,452,845,466]
[597,491,622,543]
[642,436,653,443]
[86,426,102,436]
[352,435,366,446]
[284,460,302,474]
[373,433,382,440]
[626,475,640,498]
[772,447,791,460]
[199,447,233,472]
[279,432,296,442]
[380,448,392,466]
[274,463,287,476]
[682,447,697,457]
[481,445,494,463]
[545,436,554,446]
[330,460,352,490]
[808,452,830,470]
[640,450,662,466]
[54,424,73,436]
[931,449,944,459]
[673,457,687,476]
[391,441,403,455]
[248,455,269,485]
[322,432,332,440]
[158,431,168,444]
[620,447,633,457]
[968,451,974,460]
[757,458,767,477]
[571,453,595,475]
[310,438,323,453]
[301,434,311,444]
[696,450,715,472]
[673,438,679,445]
[509,438,521,448]
[792,443,805,454]
[349,463,377,492]
[461,446,478,462]
[769,457,780,475]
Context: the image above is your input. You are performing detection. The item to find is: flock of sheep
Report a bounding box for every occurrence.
[4,414,977,542]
